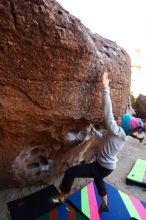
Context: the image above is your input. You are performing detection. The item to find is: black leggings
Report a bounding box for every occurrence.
[59,161,113,196]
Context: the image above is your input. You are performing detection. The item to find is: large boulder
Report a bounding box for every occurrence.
[0,0,131,187]
[135,94,146,118]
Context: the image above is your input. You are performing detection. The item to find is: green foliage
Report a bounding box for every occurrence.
[130,93,137,109]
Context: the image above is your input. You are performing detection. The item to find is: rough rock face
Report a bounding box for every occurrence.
[135,94,146,118]
[0,0,131,187]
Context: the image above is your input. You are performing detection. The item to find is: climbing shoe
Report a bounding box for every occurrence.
[49,195,62,204]
[99,204,109,213]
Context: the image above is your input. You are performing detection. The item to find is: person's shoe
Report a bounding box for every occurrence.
[49,195,62,204]
[99,204,109,213]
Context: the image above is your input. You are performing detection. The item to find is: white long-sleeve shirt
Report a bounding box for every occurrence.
[96,86,127,170]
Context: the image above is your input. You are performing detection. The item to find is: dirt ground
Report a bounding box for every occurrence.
[0,136,146,220]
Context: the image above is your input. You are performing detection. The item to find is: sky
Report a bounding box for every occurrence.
[57,0,146,96]
[57,0,146,51]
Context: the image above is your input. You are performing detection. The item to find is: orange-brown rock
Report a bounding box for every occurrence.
[0,0,131,187]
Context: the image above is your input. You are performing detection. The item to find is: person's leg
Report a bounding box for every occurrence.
[100,194,107,208]
[60,162,97,193]
[60,161,111,210]
[54,162,98,202]
[96,179,109,212]
[93,161,113,212]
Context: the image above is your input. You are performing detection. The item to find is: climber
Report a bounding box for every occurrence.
[50,72,146,213]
